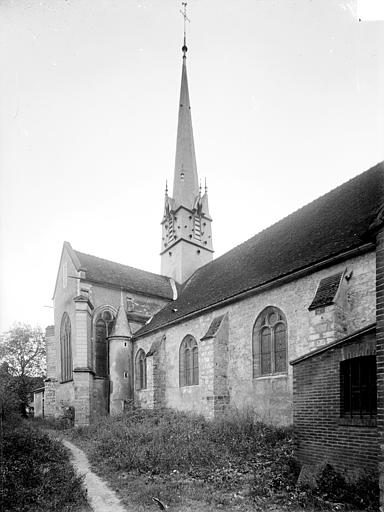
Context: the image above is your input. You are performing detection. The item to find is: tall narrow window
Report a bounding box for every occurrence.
[253,306,288,377]
[60,312,72,382]
[94,309,115,377]
[340,356,376,418]
[135,349,147,390]
[179,335,199,387]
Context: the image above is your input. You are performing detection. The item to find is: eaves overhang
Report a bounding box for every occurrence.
[135,242,375,340]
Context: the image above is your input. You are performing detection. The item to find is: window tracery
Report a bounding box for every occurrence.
[253,306,287,377]
[179,335,199,386]
[93,309,115,377]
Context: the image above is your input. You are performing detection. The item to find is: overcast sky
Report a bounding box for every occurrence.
[0,0,383,332]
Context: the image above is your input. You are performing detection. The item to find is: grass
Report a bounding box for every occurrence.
[66,407,298,511]
[39,407,379,512]
[0,416,90,512]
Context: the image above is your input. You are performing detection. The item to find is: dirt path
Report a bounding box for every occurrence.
[62,439,129,512]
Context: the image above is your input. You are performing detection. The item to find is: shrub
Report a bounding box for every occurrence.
[292,464,379,511]
[0,418,88,512]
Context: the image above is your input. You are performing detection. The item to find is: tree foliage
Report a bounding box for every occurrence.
[0,324,46,417]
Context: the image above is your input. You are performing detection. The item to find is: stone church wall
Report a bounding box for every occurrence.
[90,284,169,328]
[49,244,172,421]
[138,250,375,425]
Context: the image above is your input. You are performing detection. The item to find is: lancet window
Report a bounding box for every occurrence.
[135,349,147,390]
[60,312,72,382]
[253,306,287,377]
[94,309,115,377]
[179,335,199,386]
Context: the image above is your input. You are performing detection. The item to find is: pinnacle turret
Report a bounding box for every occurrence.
[110,291,132,338]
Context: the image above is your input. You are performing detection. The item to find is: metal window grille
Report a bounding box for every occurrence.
[340,356,376,418]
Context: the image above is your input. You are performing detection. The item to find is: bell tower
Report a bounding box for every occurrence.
[161,4,213,283]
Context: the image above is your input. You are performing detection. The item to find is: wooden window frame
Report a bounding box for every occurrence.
[253,306,288,378]
[179,335,199,387]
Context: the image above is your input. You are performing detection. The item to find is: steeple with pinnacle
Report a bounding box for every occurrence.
[161,3,213,284]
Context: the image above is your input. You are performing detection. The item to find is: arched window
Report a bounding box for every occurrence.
[94,309,115,377]
[135,349,147,390]
[253,306,287,377]
[179,335,199,387]
[60,313,72,382]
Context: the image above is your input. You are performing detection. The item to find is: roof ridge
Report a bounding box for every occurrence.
[184,161,384,286]
[74,249,170,281]
[137,161,383,336]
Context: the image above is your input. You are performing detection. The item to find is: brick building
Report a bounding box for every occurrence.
[45,29,384,498]
[291,325,377,476]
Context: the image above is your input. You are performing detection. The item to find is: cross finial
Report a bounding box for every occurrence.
[180,2,190,56]
[204,177,208,194]
[165,179,168,195]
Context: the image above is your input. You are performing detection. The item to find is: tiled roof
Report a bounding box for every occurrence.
[308,272,343,310]
[74,250,174,300]
[136,162,384,337]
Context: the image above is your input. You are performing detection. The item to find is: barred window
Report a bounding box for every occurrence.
[94,309,115,377]
[60,313,72,382]
[179,335,199,387]
[340,356,376,418]
[135,349,147,390]
[253,306,287,377]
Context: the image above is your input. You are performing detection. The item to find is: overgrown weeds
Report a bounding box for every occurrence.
[0,417,89,512]
[289,464,379,512]
[65,407,378,511]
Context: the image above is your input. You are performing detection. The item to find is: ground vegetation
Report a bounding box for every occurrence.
[0,416,89,512]
[64,407,378,512]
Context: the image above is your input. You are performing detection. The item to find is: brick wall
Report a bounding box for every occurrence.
[376,227,384,500]
[292,330,377,475]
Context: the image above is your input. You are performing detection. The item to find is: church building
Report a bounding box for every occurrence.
[44,25,384,487]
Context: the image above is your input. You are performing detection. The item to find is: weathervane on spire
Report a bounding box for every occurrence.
[180,2,190,56]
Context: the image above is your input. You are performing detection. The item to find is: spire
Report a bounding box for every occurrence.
[110,291,132,338]
[173,2,198,210]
